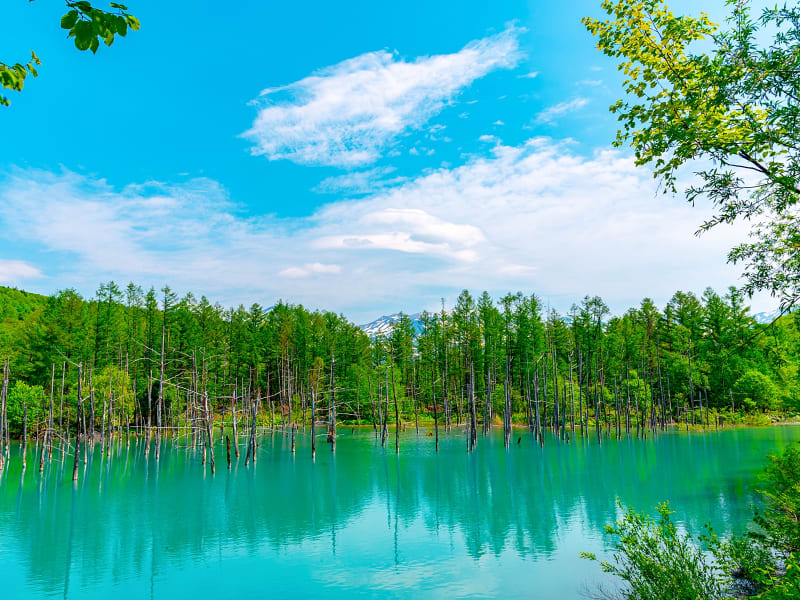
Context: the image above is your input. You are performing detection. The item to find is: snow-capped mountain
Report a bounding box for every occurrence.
[359,313,424,338]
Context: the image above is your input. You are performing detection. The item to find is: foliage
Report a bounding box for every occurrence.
[752,445,800,554]
[1,1,139,106]
[1,282,799,438]
[580,501,726,600]
[5,381,46,431]
[61,2,139,53]
[0,51,40,107]
[583,0,800,311]
[714,534,777,594]
[734,370,779,412]
[756,554,800,600]
[583,444,800,599]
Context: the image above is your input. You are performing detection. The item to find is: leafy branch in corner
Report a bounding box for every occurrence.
[0,1,139,106]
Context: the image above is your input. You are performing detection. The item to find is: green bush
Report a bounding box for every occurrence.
[734,371,780,412]
[752,446,800,554]
[756,554,800,599]
[583,443,800,599]
[5,381,45,433]
[580,501,726,600]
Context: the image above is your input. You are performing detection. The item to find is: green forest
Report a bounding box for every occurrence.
[0,282,797,454]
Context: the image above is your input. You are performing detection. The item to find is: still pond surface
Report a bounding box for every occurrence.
[1,425,799,599]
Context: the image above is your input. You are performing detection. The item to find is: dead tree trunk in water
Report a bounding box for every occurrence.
[100,388,107,456]
[569,355,575,435]
[72,363,83,482]
[377,379,385,447]
[45,363,55,464]
[432,374,439,453]
[533,366,542,446]
[469,362,477,451]
[484,368,491,435]
[21,402,27,469]
[156,326,165,461]
[0,359,8,471]
[356,370,362,426]
[412,361,419,435]
[145,373,152,456]
[58,362,65,447]
[503,356,511,448]
[88,369,96,443]
[329,354,336,453]
[245,392,259,466]
[203,391,215,474]
[381,370,388,447]
[368,376,377,437]
[231,384,239,458]
[310,384,317,459]
[390,355,400,455]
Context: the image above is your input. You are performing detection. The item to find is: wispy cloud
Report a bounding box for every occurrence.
[279,263,341,278]
[242,26,524,167]
[0,140,755,321]
[313,167,406,195]
[535,97,590,124]
[518,71,539,79]
[0,259,42,285]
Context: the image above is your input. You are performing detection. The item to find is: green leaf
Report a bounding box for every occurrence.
[74,36,91,51]
[61,10,80,30]
[115,16,128,37]
[110,3,129,9]
[126,15,140,31]
[74,20,93,42]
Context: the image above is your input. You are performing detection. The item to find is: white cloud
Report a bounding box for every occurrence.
[0,140,763,322]
[279,263,342,278]
[577,79,603,86]
[536,98,590,123]
[493,120,505,126]
[519,71,539,79]
[478,134,499,143]
[313,167,406,195]
[0,259,42,284]
[241,26,524,167]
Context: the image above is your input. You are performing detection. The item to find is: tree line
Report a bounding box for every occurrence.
[0,282,797,466]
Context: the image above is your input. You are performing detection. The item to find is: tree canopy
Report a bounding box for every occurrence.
[0,282,797,438]
[583,0,800,311]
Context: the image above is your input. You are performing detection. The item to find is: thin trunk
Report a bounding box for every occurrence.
[21,402,27,469]
[329,354,336,452]
[72,364,83,482]
[391,356,400,454]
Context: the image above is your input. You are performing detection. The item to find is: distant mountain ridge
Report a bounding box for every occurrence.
[359,313,424,338]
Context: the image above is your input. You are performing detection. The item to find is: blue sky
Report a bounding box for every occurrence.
[0,0,768,322]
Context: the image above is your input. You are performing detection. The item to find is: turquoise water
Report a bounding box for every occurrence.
[1,426,799,599]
